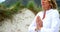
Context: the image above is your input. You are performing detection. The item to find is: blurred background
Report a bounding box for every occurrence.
[0,0,60,32]
[0,0,60,14]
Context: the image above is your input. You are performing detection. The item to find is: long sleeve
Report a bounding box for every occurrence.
[28,17,36,32]
[28,12,42,32]
[28,13,38,32]
[41,10,60,32]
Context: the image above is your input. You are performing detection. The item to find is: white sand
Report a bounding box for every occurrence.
[0,8,60,32]
[0,8,35,32]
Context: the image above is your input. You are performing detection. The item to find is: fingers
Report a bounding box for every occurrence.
[36,16,43,30]
[36,16,41,21]
[36,16,40,23]
[36,16,42,24]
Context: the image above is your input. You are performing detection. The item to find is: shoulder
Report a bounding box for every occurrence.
[52,9,59,15]
[51,9,59,17]
[36,11,43,16]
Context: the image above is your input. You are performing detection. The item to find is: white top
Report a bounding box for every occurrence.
[28,9,60,32]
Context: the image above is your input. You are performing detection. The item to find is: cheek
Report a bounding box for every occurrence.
[45,2,50,6]
[46,4,50,7]
[42,3,50,7]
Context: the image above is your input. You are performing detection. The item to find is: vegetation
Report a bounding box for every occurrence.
[0,1,25,22]
[27,1,42,14]
[0,0,60,22]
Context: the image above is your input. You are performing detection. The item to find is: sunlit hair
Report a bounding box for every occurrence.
[49,0,58,9]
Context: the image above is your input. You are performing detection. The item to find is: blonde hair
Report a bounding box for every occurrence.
[49,0,58,9]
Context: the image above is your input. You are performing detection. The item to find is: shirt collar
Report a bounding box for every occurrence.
[46,9,53,14]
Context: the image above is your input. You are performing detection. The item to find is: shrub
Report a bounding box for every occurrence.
[27,1,42,15]
[0,1,25,22]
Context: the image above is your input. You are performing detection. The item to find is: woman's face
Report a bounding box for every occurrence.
[41,0,51,10]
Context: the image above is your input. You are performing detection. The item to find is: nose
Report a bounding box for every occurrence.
[41,1,45,5]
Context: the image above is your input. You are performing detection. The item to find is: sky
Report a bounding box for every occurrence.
[0,0,5,3]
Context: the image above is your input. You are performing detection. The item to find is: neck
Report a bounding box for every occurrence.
[43,6,51,11]
[42,7,51,20]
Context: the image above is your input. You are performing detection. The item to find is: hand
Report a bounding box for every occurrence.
[35,16,43,30]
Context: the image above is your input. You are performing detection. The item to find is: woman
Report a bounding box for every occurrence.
[28,0,60,32]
